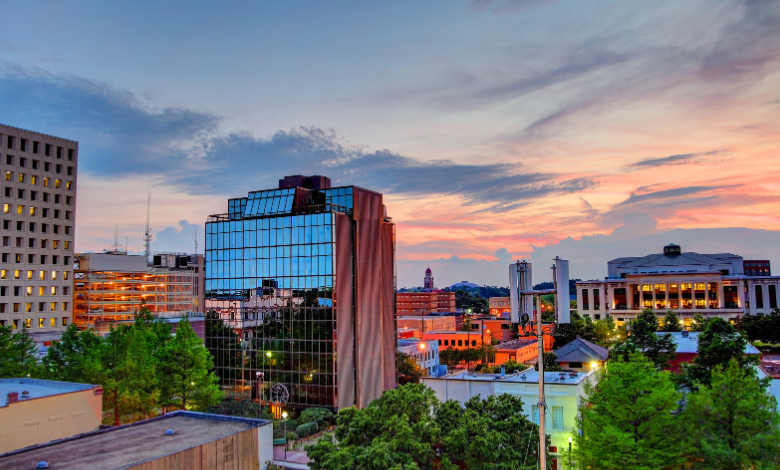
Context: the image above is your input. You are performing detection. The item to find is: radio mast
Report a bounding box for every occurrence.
[144,190,152,263]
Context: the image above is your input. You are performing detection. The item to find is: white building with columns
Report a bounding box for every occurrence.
[576,244,779,328]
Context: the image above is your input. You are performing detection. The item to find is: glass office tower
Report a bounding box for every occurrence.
[205,175,396,411]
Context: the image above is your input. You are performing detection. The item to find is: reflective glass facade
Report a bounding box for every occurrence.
[205,177,395,411]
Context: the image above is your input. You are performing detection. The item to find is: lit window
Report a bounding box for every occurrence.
[39,271,45,280]
[0,270,6,279]
[43,177,49,187]
[50,318,56,327]
[62,302,68,311]
[61,317,68,326]
[51,286,57,295]
[50,302,57,311]
[27,270,34,280]
[31,175,37,185]
[63,271,69,280]
[53,240,59,249]
[64,241,70,250]
[51,271,58,280]
[12,319,18,329]
[4,171,11,181]
[25,318,31,328]
[14,270,20,279]
[3,204,8,213]
[39,318,44,328]
[66,181,72,190]
[39,287,45,296]
[18,173,25,183]
[16,205,23,215]
[642,285,652,291]
[26,303,32,313]
[26,286,32,296]
[55,179,61,188]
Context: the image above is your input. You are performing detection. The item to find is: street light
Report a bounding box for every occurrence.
[568,436,572,468]
[282,411,289,459]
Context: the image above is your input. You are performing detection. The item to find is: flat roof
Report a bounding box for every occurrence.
[0,412,270,470]
[427,368,594,385]
[0,379,97,406]
[656,332,762,354]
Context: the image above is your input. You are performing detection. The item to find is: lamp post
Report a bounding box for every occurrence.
[282,411,289,459]
[568,436,572,468]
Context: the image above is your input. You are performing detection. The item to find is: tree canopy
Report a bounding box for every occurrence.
[660,310,682,332]
[306,383,546,470]
[0,326,39,378]
[681,317,755,388]
[571,352,684,470]
[682,359,780,469]
[611,308,676,369]
[397,352,427,385]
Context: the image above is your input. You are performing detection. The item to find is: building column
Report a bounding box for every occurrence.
[738,279,747,313]
[664,287,669,311]
[651,284,656,311]
[748,281,756,315]
[763,283,771,313]
[718,282,725,309]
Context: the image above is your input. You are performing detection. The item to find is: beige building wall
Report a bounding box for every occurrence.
[0,124,78,333]
[398,315,456,333]
[0,380,102,453]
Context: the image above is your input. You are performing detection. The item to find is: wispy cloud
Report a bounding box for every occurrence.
[627,150,721,169]
[617,185,736,206]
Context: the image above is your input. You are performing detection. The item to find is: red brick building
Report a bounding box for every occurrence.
[397,291,456,316]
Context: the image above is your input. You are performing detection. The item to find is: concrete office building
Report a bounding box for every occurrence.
[205,175,396,411]
[577,243,780,327]
[0,125,77,336]
[73,251,204,329]
[0,378,102,453]
[422,367,598,469]
[0,411,273,470]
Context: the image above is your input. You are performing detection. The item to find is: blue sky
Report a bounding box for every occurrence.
[1,0,779,287]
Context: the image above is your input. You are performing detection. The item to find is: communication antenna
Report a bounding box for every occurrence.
[143,189,152,263]
[193,231,199,254]
[112,225,120,252]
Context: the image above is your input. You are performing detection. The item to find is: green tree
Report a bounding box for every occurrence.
[0,326,40,378]
[683,359,780,469]
[571,352,684,470]
[682,317,755,388]
[613,308,676,369]
[660,310,682,332]
[691,312,709,332]
[553,310,598,349]
[437,394,544,470]
[397,352,427,385]
[158,319,222,411]
[535,351,562,372]
[42,323,104,383]
[593,316,617,346]
[438,348,462,369]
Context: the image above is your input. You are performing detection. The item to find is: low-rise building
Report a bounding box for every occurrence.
[422,367,598,469]
[398,338,441,377]
[396,291,456,316]
[397,315,457,334]
[553,336,609,372]
[0,411,273,470]
[758,355,780,410]
[424,330,493,350]
[0,378,103,453]
[576,243,780,327]
[489,296,511,316]
[658,331,761,373]
[492,338,539,365]
[73,251,203,329]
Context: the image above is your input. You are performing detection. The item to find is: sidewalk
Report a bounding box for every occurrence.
[273,445,310,469]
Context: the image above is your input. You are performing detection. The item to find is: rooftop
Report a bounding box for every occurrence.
[0,379,98,406]
[433,367,594,385]
[398,339,438,348]
[495,338,537,350]
[655,332,762,355]
[554,336,609,363]
[0,412,271,470]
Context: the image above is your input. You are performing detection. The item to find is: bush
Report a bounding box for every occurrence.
[299,407,333,430]
[295,421,319,438]
[286,431,298,442]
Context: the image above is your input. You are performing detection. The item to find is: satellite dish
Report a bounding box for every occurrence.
[270,383,289,405]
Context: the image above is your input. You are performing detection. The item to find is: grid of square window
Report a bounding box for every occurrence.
[205,211,338,408]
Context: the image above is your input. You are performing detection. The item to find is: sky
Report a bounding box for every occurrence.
[1,0,779,288]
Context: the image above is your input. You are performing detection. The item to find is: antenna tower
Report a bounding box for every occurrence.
[144,190,152,263]
[193,231,199,254]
